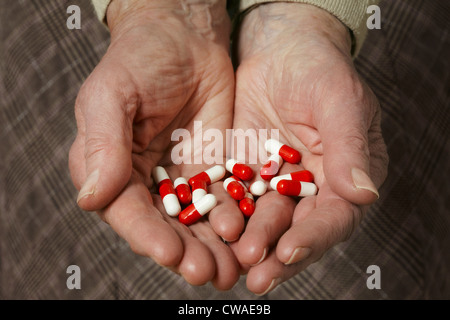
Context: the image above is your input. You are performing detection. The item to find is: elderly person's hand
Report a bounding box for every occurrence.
[69,0,242,290]
[230,3,389,295]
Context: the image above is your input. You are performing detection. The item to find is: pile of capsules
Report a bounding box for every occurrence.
[152,139,318,226]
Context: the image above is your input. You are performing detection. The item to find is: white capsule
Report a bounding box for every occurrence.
[249,180,268,196]
[223,176,247,191]
[205,165,226,184]
[190,178,208,203]
[178,194,218,225]
[189,165,226,185]
[276,179,318,197]
[173,177,192,205]
[152,166,170,184]
[225,159,238,173]
[223,176,246,201]
[152,166,181,216]
[265,139,283,155]
[192,188,207,203]
[226,159,254,181]
[300,182,318,196]
[270,176,285,191]
[162,193,182,217]
[173,177,187,188]
[194,194,218,216]
[265,139,302,164]
[260,154,283,181]
[269,170,314,190]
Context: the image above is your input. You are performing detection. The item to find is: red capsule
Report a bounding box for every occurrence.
[269,170,314,190]
[173,177,192,205]
[188,165,226,186]
[239,192,255,217]
[178,194,217,225]
[152,166,181,217]
[290,170,314,182]
[226,159,254,181]
[276,179,318,197]
[260,154,283,181]
[159,181,175,197]
[189,178,208,203]
[265,139,301,164]
[223,176,246,201]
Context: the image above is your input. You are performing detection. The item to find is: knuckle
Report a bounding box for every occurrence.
[83,134,115,160]
[312,200,361,249]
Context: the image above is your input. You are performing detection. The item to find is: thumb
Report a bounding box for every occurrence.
[318,97,380,206]
[74,79,134,211]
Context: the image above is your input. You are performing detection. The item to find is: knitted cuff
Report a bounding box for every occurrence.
[91,0,112,26]
[238,0,380,57]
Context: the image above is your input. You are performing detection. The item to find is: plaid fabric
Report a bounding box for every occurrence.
[0,0,449,299]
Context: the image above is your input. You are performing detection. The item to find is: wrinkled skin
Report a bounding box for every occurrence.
[69,0,388,295]
[229,3,388,295]
[69,0,242,290]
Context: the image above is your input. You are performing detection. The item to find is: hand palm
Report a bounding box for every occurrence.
[231,33,387,294]
[70,18,242,289]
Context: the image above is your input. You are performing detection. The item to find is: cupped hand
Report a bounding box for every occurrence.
[229,3,389,295]
[69,0,243,290]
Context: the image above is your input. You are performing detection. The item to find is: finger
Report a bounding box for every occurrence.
[99,173,183,267]
[317,81,380,205]
[153,184,238,288]
[246,249,311,296]
[75,75,135,211]
[276,184,361,265]
[190,222,240,290]
[151,192,218,286]
[69,133,86,190]
[164,219,217,286]
[207,182,246,242]
[235,191,296,266]
[228,240,252,275]
[291,194,317,225]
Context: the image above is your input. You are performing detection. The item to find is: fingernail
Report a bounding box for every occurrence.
[77,169,99,203]
[221,235,240,243]
[351,168,379,198]
[285,247,311,265]
[255,278,281,296]
[251,247,267,266]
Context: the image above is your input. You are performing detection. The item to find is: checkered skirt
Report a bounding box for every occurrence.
[1,0,449,299]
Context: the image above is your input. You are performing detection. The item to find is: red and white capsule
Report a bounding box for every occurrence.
[260,154,283,181]
[178,194,217,225]
[188,165,226,186]
[265,139,302,164]
[269,170,314,190]
[173,177,192,205]
[190,178,207,203]
[239,192,255,217]
[152,166,181,217]
[249,180,268,197]
[223,176,246,201]
[226,159,254,181]
[276,179,318,197]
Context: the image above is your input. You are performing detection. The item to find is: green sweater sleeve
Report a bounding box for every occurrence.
[239,0,380,57]
[91,0,111,25]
